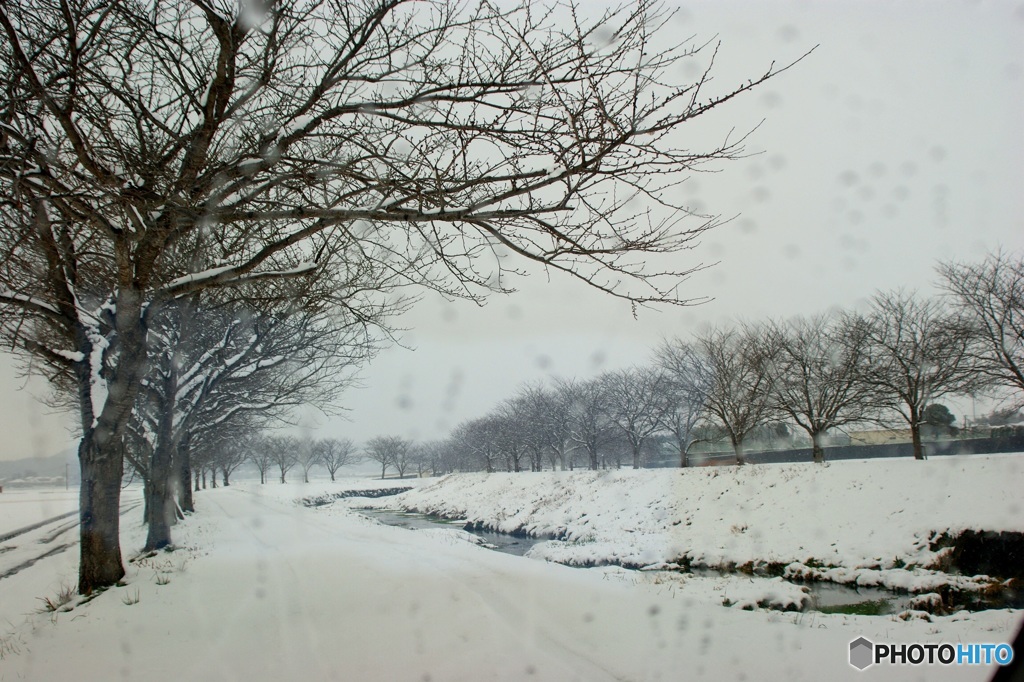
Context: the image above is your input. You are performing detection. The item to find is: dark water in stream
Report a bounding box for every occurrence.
[356,509,935,614]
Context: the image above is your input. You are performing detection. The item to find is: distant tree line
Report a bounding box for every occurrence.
[366,252,1023,473]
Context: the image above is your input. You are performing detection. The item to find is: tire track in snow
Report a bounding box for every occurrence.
[0,510,79,543]
[0,542,75,580]
[0,501,142,582]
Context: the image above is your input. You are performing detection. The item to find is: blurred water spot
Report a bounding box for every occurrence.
[777,24,799,42]
[928,145,947,163]
[760,91,783,109]
[838,170,859,186]
[751,186,771,203]
[738,218,757,234]
[783,244,801,260]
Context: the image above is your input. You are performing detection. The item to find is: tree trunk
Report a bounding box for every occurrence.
[259,469,265,484]
[679,444,688,468]
[811,431,826,464]
[201,469,206,489]
[77,289,150,594]
[733,439,746,466]
[381,463,386,479]
[210,467,217,488]
[222,468,230,486]
[144,366,177,551]
[78,432,126,593]
[177,436,194,513]
[194,470,200,492]
[911,421,925,460]
[632,441,642,469]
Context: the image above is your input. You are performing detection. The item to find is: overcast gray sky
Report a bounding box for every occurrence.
[2,0,1022,460]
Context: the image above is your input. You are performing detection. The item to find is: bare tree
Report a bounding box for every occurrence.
[511,383,571,471]
[600,367,666,469]
[295,439,321,483]
[210,431,251,487]
[364,435,412,479]
[693,324,778,465]
[938,251,1024,402]
[557,377,614,470]
[128,292,376,548]
[0,0,804,592]
[654,340,711,467]
[860,291,976,460]
[764,314,877,463]
[451,417,503,474]
[492,400,531,473]
[314,438,359,482]
[268,436,299,483]
[249,438,274,485]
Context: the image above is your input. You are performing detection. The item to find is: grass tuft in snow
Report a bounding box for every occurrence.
[36,582,75,613]
[121,589,140,606]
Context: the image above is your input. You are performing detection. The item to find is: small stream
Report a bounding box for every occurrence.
[360,509,538,556]
[358,509,928,615]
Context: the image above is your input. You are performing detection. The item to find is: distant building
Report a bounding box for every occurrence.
[847,429,912,446]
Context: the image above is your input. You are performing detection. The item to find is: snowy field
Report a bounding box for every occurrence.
[0,463,1020,681]
[0,488,80,538]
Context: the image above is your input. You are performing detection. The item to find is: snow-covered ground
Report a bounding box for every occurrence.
[367,455,1024,596]
[0,466,1019,681]
[0,488,81,537]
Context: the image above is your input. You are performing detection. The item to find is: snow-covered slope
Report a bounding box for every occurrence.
[375,455,1024,576]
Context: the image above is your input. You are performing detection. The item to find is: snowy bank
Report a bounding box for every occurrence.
[368,455,1024,589]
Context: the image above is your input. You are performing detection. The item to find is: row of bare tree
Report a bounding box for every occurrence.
[1,0,796,593]
[411,252,1023,471]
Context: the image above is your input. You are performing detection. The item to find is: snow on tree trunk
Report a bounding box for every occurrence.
[733,439,747,466]
[811,431,826,464]
[77,290,150,593]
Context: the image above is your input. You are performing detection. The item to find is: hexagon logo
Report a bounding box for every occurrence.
[849,637,874,670]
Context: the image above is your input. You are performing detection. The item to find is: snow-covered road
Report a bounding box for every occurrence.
[1,483,1017,681]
